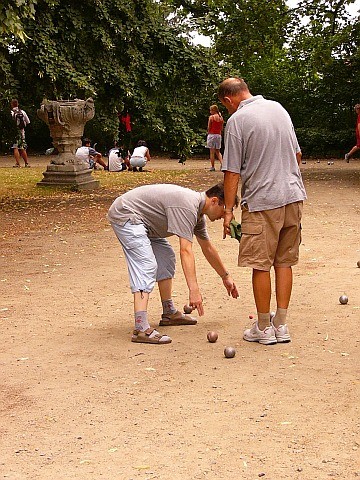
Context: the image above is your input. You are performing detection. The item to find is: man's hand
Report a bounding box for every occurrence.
[223,275,239,298]
[189,289,204,316]
[223,210,234,239]
[179,237,203,315]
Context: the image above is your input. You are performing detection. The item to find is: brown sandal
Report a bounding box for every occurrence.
[131,329,172,344]
[159,310,197,326]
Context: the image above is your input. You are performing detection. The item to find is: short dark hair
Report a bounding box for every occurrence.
[218,77,249,100]
[205,182,239,208]
[136,140,147,147]
[82,138,91,146]
[11,99,19,109]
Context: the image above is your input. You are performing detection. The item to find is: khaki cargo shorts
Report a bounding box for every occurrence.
[238,201,303,271]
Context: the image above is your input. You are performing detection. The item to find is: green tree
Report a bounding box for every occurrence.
[0,0,37,40]
[166,0,290,67]
[169,0,359,155]
[284,0,360,154]
[1,0,220,155]
[0,0,37,98]
[2,0,358,157]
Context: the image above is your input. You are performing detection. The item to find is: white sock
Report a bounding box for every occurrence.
[134,311,150,332]
[257,312,271,330]
[148,329,171,343]
[273,308,287,328]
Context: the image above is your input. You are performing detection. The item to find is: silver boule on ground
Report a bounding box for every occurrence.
[224,346,236,358]
[339,295,348,305]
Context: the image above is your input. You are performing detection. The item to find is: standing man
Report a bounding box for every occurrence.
[108,183,239,344]
[218,77,306,345]
[11,99,30,168]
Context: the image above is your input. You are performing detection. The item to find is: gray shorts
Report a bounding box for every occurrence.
[206,134,222,150]
[111,221,176,293]
[130,156,146,168]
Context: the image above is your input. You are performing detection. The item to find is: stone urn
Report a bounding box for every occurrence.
[37,98,99,189]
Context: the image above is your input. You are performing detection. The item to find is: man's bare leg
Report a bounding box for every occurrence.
[13,148,21,166]
[158,278,172,302]
[20,149,30,166]
[273,266,293,328]
[252,269,271,330]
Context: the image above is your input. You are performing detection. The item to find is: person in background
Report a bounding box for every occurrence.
[10,99,30,168]
[75,138,108,170]
[118,109,132,151]
[108,141,130,172]
[129,140,151,172]
[344,104,360,162]
[206,104,224,171]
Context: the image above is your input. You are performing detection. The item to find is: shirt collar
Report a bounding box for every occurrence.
[237,95,264,110]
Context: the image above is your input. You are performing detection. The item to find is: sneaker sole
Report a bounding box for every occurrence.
[159,319,197,326]
[243,336,277,345]
[276,336,291,343]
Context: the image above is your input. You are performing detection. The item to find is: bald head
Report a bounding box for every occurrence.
[218,77,252,114]
[218,77,250,100]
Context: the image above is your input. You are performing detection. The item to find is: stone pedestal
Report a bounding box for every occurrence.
[37,98,99,189]
[37,164,100,190]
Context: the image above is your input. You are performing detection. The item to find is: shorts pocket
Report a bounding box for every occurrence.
[115,222,150,251]
[241,224,263,236]
[239,223,265,260]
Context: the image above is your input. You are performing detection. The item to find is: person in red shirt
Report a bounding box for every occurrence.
[118,109,132,151]
[206,104,224,171]
[345,104,360,162]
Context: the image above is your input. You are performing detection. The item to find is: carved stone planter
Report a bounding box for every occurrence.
[37,98,99,189]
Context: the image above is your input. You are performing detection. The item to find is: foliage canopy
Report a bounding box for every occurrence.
[0,0,359,157]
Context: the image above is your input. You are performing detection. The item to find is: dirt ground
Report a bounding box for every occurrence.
[1,155,359,480]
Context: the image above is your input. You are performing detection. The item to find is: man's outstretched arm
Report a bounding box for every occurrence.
[196,237,239,299]
[179,237,204,316]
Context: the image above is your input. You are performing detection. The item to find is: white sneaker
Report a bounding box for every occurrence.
[271,322,291,343]
[345,153,350,163]
[243,322,277,345]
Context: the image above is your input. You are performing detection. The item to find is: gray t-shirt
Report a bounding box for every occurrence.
[222,95,307,212]
[108,184,209,242]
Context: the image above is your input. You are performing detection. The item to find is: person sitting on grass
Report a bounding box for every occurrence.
[108,141,130,172]
[75,138,108,170]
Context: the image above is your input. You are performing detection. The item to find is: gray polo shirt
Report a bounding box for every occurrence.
[108,184,209,242]
[222,95,307,212]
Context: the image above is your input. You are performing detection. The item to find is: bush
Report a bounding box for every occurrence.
[296,128,354,158]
